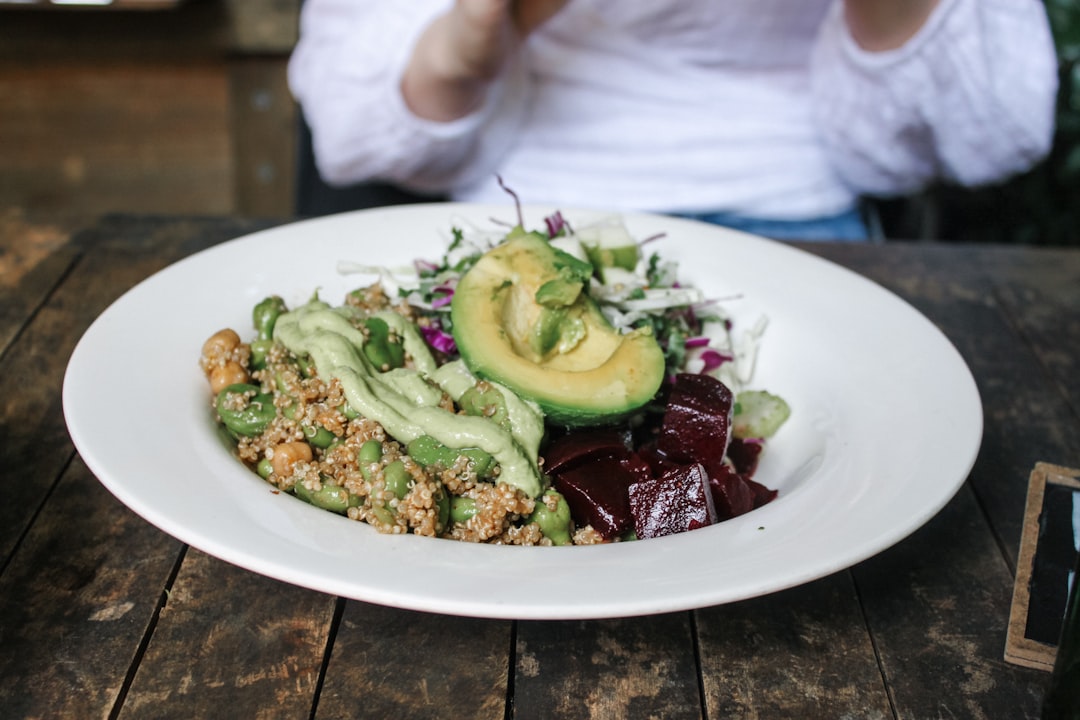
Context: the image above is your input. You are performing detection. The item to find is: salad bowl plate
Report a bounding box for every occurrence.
[63,203,982,619]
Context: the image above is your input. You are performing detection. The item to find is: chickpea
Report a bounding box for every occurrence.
[202,328,242,361]
[208,361,250,394]
[271,441,313,478]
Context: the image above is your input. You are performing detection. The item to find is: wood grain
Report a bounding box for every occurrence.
[0,210,78,356]
[697,572,891,719]
[0,458,183,719]
[853,486,1048,719]
[316,602,511,719]
[513,613,702,720]
[120,549,336,720]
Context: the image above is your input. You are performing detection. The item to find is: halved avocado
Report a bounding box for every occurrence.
[450,230,665,427]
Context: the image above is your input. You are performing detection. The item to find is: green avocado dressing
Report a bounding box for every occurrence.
[273,300,545,498]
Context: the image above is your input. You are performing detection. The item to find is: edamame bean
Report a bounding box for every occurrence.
[253,295,287,341]
[358,439,383,481]
[529,489,573,546]
[450,496,477,524]
[362,316,405,371]
[458,385,510,429]
[216,384,276,437]
[250,338,273,370]
[406,435,496,478]
[256,457,273,479]
[303,423,337,449]
[433,481,450,533]
[383,460,411,500]
[293,478,352,514]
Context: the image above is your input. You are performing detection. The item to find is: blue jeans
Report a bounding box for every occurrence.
[673,206,869,242]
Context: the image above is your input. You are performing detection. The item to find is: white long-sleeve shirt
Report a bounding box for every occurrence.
[288,0,1058,220]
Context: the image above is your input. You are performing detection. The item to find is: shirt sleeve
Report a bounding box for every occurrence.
[287,0,529,192]
[810,0,1059,196]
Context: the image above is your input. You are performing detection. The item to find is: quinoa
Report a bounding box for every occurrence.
[202,307,595,545]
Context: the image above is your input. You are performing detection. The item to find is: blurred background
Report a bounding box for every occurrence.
[1,0,1079,245]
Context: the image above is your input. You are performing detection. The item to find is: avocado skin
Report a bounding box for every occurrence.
[450,232,666,427]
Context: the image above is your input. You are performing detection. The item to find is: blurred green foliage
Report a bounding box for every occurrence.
[902,0,1080,245]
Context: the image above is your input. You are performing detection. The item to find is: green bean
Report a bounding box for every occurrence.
[450,496,477,524]
[369,505,396,526]
[293,478,353,514]
[458,385,510,429]
[302,423,337,449]
[358,439,383,481]
[297,354,316,378]
[216,384,276,437]
[362,316,405,371]
[529,489,573,546]
[433,481,450,533]
[253,295,287,341]
[406,435,496,479]
[383,460,411,500]
[249,338,274,370]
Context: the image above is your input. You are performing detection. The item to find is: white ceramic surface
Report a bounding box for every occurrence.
[63,203,982,619]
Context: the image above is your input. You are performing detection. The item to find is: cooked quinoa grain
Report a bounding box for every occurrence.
[202,295,600,546]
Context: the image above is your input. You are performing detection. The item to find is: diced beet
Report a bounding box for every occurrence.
[631,440,680,479]
[619,452,655,485]
[552,457,634,539]
[746,478,778,509]
[726,437,763,478]
[704,462,755,520]
[628,463,718,539]
[542,428,630,475]
[657,373,734,467]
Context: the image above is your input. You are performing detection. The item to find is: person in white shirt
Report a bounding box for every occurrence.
[288,0,1059,240]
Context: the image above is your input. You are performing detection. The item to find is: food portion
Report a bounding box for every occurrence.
[451,227,666,426]
[199,211,790,545]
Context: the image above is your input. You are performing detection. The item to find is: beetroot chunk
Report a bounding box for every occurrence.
[657,373,734,467]
[726,437,763,478]
[628,463,718,539]
[704,462,756,519]
[552,457,635,539]
[542,428,630,475]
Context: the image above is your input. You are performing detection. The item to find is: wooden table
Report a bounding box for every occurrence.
[2,213,1078,719]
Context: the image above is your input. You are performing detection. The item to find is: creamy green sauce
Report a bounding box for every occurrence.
[274,300,545,497]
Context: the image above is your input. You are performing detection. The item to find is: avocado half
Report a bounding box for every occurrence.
[450,230,666,427]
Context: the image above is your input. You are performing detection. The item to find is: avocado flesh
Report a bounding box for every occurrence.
[451,232,666,427]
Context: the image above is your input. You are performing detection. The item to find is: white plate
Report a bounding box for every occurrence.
[63,203,981,619]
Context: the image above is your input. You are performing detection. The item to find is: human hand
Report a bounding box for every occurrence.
[844,0,940,51]
[404,0,570,121]
[441,0,570,80]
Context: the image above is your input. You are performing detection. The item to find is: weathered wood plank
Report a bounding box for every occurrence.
[316,601,511,719]
[0,217,273,567]
[513,613,702,719]
[0,457,183,719]
[696,572,891,719]
[0,210,79,357]
[983,246,1080,416]
[119,549,336,719]
[798,242,1067,718]
[853,485,1048,720]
